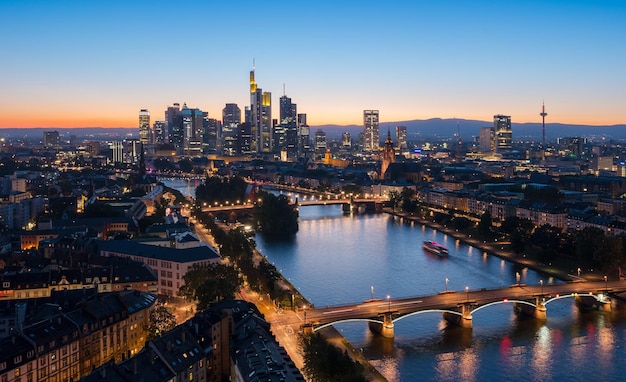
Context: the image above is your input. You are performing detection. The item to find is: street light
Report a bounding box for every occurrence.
[303,305,307,325]
[465,286,469,302]
[445,278,449,292]
[516,272,520,285]
[604,275,608,291]
[577,267,581,278]
[540,279,543,295]
[387,295,391,313]
[371,285,375,300]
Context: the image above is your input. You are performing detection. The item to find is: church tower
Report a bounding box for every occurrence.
[381,129,395,179]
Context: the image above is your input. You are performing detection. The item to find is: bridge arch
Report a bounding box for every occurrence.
[471,300,537,315]
[544,293,598,306]
[313,318,384,332]
[392,309,462,323]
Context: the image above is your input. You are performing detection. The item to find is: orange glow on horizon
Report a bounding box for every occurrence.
[0,113,624,129]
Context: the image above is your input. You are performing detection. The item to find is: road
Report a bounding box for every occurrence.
[305,280,625,325]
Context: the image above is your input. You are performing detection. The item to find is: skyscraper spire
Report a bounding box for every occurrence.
[540,101,548,145]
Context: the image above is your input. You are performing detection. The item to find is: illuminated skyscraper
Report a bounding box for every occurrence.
[297,113,310,153]
[138,109,150,145]
[395,125,407,149]
[153,120,166,144]
[250,67,272,153]
[222,103,241,156]
[278,95,298,156]
[363,110,380,152]
[493,114,512,151]
[165,103,182,148]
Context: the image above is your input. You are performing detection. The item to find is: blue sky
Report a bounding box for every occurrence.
[1,0,625,127]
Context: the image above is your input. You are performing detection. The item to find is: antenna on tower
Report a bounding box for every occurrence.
[252,58,255,70]
[283,83,286,96]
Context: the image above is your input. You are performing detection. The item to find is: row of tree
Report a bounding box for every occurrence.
[390,186,626,275]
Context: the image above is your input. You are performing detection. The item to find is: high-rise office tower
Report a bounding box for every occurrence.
[493,114,512,151]
[278,95,298,156]
[110,141,124,164]
[43,131,60,147]
[222,103,241,156]
[139,109,151,145]
[165,103,182,147]
[297,114,310,153]
[153,120,166,144]
[479,127,495,152]
[363,110,380,152]
[249,67,272,153]
[203,113,220,154]
[314,129,327,152]
[395,126,407,149]
[181,104,204,156]
[342,132,351,148]
[239,122,252,155]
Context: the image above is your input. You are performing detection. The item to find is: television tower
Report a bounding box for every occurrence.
[540,102,547,145]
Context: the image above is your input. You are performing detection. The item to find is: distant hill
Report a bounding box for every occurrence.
[0,127,136,139]
[314,118,626,141]
[1,119,625,142]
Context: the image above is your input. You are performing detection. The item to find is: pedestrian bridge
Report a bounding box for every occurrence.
[303,280,626,338]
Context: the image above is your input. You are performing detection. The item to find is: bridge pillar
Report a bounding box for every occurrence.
[575,294,612,312]
[514,298,546,320]
[443,304,473,329]
[369,312,395,338]
[381,312,395,338]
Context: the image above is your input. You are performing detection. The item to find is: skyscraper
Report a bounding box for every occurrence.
[395,126,407,150]
[181,104,204,156]
[165,103,182,148]
[493,114,512,151]
[278,95,298,156]
[249,67,272,153]
[138,109,151,145]
[363,110,380,152]
[222,103,241,156]
[479,127,495,152]
[297,114,310,154]
[43,131,60,147]
[152,120,166,145]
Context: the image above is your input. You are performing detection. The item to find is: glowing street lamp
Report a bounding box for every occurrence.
[370,285,375,300]
[445,278,449,292]
[387,295,391,313]
[604,275,608,292]
[540,279,543,295]
[465,286,469,302]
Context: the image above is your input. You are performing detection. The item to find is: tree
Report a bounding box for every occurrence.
[179,263,242,310]
[254,191,298,237]
[478,211,493,239]
[144,305,177,341]
[300,332,367,382]
[388,190,401,211]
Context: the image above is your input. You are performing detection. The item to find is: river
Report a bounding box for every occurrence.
[256,205,626,382]
[162,178,626,381]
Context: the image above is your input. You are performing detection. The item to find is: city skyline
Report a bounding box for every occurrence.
[1,0,625,129]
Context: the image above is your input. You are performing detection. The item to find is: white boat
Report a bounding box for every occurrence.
[423,240,449,257]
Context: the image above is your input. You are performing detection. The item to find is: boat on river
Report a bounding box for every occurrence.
[422,240,449,257]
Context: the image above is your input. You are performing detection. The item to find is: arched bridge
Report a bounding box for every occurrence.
[303,280,626,338]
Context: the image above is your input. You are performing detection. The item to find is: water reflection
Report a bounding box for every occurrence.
[256,205,626,381]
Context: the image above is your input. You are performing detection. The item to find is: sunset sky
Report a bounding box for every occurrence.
[1,0,625,128]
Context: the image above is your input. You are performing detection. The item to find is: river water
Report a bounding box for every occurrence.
[256,205,626,382]
[162,179,626,381]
